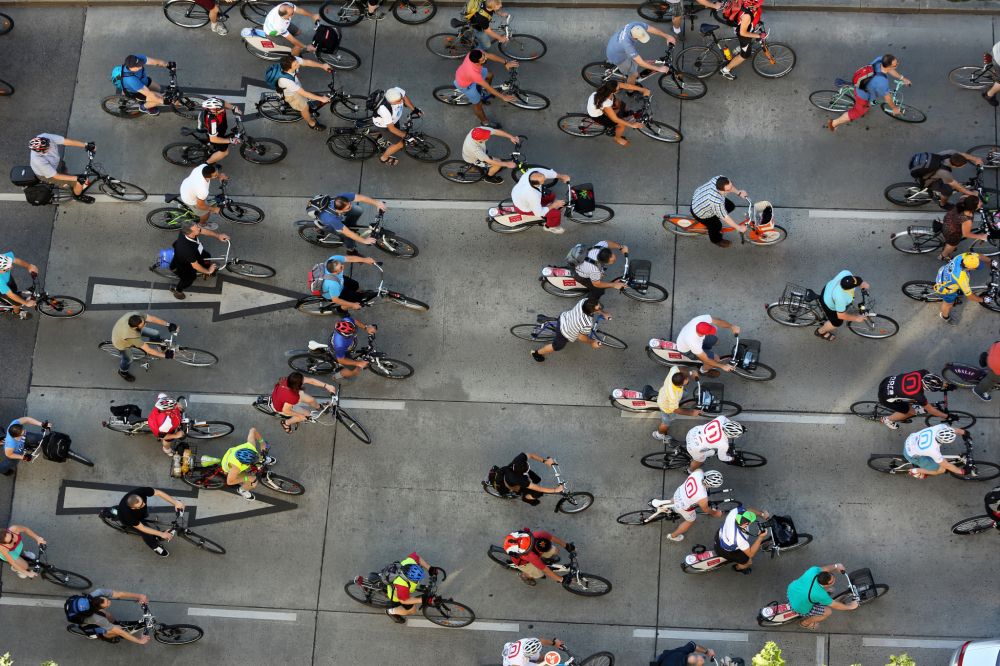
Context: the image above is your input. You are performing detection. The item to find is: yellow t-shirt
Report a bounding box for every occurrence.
[220,442,258,474]
[657,367,684,414]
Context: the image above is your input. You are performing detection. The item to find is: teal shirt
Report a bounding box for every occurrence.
[787,566,834,616]
[822,270,855,313]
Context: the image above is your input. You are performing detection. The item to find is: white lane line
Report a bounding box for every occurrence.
[188,607,298,622]
[619,411,845,424]
[186,393,405,410]
[808,209,941,220]
[862,637,965,650]
[816,635,826,666]
[406,619,519,632]
[384,198,493,210]
[633,629,748,642]
[0,596,65,608]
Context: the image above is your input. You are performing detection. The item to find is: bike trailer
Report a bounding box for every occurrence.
[312,24,342,53]
[156,248,175,270]
[571,183,596,214]
[697,382,725,414]
[770,515,799,547]
[849,568,879,602]
[41,431,72,463]
[109,404,144,424]
[734,338,762,371]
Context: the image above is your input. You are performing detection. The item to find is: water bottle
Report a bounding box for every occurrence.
[722,45,732,61]
[172,454,182,477]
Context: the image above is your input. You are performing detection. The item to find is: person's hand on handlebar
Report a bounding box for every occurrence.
[556,173,571,183]
[550,199,566,209]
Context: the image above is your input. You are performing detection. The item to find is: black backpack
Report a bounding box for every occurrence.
[486,466,507,494]
[312,24,341,53]
[909,152,944,180]
[366,89,386,114]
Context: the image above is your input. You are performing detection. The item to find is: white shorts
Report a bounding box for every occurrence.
[675,505,697,522]
[686,442,713,463]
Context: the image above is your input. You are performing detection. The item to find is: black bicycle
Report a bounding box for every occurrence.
[68,602,204,645]
[20,544,92,590]
[146,180,264,230]
[344,566,475,627]
[868,432,1000,481]
[616,488,739,526]
[850,385,976,430]
[510,313,627,350]
[327,114,449,163]
[102,396,234,439]
[438,134,530,185]
[885,164,1000,209]
[948,51,1000,90]
[321,0,436,26]
[951,488,1000,535]
[101,62,206,120]
[638,0,709,31]
[19,426,95,467]
[901,259,1000,314]
[100,507,225,555]
[766,283,899,339]
[557,95,683,144]
[286,326,414,379]
[482,461,594,514]
[641,441,767,471]
[677,21,795,79]
[163,116,287,166]
[581,44,707,101]
[297,209,418,258]
[890,198,1000,258]
[426,16,545,61]
[0,273,85,319]
[941,359,1000,393]
[163,0,274,28]
[433,69,549,111]
[296,261,429,315]
[10,148,147,204]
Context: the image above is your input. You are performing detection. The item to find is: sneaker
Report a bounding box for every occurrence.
[308,121,327,132]
[385,609,406,623]
[73,194,96,204]
[211,21,228,35]
[483,174,504,185]
[666,533,684,542]
[713,239,732,248]
[652,431,674,443]
[542,225,565,234]
[237,487,255,501]
[138,103,160,116]
[880,416,899,430]
[118,370,136,383]
[15,310,32,320]
[153,546,169,558]
[15,570,28,579]
[672,26,682,35]
[169,286,186,300]
[972,387,993,402]
[531,350,545,363]
[939,313,957,326]
[984,90,999,107]
[719,68,736,81]
[733,565,752,575]
[365,10,385,19]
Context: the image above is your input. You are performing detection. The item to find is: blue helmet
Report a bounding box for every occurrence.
[234,447,258,464]
[404,564,426,583]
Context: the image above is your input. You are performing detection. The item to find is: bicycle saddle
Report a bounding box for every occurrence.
[804,289,819,302]
[449,17,468,28]
[164,193,181,204]
[536,314,555,323]
[700,23,719,34]
[650,498,673,508]
[308,340,329,350]
[834,78,850,87]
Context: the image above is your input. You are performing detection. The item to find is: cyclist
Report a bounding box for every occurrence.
[117,54,175,115]
[814,271,868,342]
[653,366,700,444]
[220,427,275,499]
[384,552,436,623]
[262,2,322,57]
[787,563,858,630]
[502,637,566,665]
[826,54,910,132]
[318,253,379,313]
[715,505,769,575]
[903,424,967,480]
[1,524,45,578]
[983,40,1000,106]
[270,371,338,432]
[110,313,178,383]
[168,220,231,300]
[909,150,982,209]
[935,252,989,325]
[587,81,648,147]
[468,0,510,51]
[197,97,242,165]
[371,87,421,167]
[675,314,740,374]
[716,0,765,81]
[573,240,629,302]
[605,22,676,86]
[666,469,725,542]
[974,338,1000,401]
[453,49,518,127]
[653,641,718,666]
[691,175,748,248]
[330,315,377,379]
[1,416,46,476]
[502,528,573,586]
[511,166,571,234]
[191,0,230,35]
[939,196,986,262]
[65,588,151,644]
[685,416,745,471]
[147,393,187,454]
[496,452,564,505]
[0,251,40,317]
[27,134,96,203]
[461,125,519,184]
[274,55,336,132]
[114,487,186,557]
[876,370,951,430]
[310,192,383,253]
[179,163,227,228]
[531,298,608,362]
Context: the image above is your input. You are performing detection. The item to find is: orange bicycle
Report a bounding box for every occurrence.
[662,198,787,246]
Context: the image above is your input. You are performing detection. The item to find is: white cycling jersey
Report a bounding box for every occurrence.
[672,468,707,511]
[903,424,948,463]
[503,639,541,666]
[685,416,734,463]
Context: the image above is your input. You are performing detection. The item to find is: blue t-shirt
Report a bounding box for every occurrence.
[822,269,855,313]
[122,55,150,94]
[321,255,347,300]
[330,316,356,359]
[316,193,356,232]
[857,57,889,102]
[3,419,25,457]
[606,21,647,65]
[0,252,14,294]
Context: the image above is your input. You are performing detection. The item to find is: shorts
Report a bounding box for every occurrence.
[928,179,955,200]
[818,299,843,327]
[686,442,711,463]
[615,57,639,77]
[124,77,153,102]
[939,290,961,304]
[284,93,309,113]
[660,412,675,426]
[455,68,489,104]
[591,111,616,128]
[286,21,301,37]
[474,29,493,51]
[206,138,230,154]
[903,449,941,471]
[193,0,217,8]
[675,504,697,522]
[552,321,570,351]
[847,95,871,121]
[714,534,749,564]
[807,604,828,617]
[941,220,963,246]
[878,398,912,415]
[666,0,684,17]
[738,35,753,57]
[514,546,558,579]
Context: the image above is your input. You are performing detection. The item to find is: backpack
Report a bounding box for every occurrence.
[769,515,799,548]
[110,65,126,93]
[65,594,96,624]
[23,184,52,206]
[306,194,332,220]
[909,152,944,180]
[720,0,743,25]
[264,63,295,92]
[463,0,483,20]
[852,63,876,90]
[366,88,386,113]
[312,24,341,53]
[565,243,601,267]
[486,465,507,494]
[378,561,419,586]
[308,262,329,296]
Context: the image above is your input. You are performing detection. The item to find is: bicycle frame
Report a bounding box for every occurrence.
[540,252,637,292]
[534,312,613,345]
[490,181,577,229]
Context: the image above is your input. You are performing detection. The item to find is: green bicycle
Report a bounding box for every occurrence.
[809,77,925,123]
[146,180,264,230]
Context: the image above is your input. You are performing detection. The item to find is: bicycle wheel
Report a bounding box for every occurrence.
[970,236,1000,258]
[394,0,436,24]
[426,33,473,59]
[241,0,276,26]
[680,398,742,417]
[622,281,669,303]
[901,280,940,302]
[676,46,722,78]
[884,103,926,123]
[658,72,708,100]
[288,353,335,375]
[37,295,86,318]
[97,178,146,202]
[749,224,788,245]
[731,450,767,468]
[718,356,776,381]
[948,65,991,89]
[581,653,615,666]
[581,62,617,87]
[884,182,933,207]
[487,545,515,568]
[164,0,209,27]
[640,451,690,470]
[891,228,943,254]
[951,515,998,535]
[173,94,206,120]
[968,144,1000,168]
[42,567,92,590]
[186,421,235,439]
[555,492,594,514]
[404,134,450,162]
[499,34,547,61]
[336,408,373,445]
[568,204,614,224]
[220,201,264,225]
[849,401,895,421]
[320,0,363,25]
[376,233,418,258]
[318,48,361,72]
[101,95,142,119]
[146,207,192,231]
[563,573,612,597]
[762,532,813,553]
[344,579,393,607]
[638,0,674,21]
[178,529,226,554]
[433,85,469,106]
[557,114,606,138]
[941,363,982,388]
[240,138,287,165]
[847,315,899,339]
[98,341,136,360]
[257,96,300,122]
[593,330,628,350]
[100,508,129,533]
[173,347,218,367]
[386,292,430,311]
[0,79,12,96]
[638,120,683,143]
[752,43,795,78]
[510,323,555,342]
[438,160,484,183]
[617,509,668,526]
[952,461,1000,481]
[867,455,910,474]
[367,357,415,379]
[298,225,343,248]
[328,133,378,160]
[154,624,204,645]
[808,89,854,113]
[296,296,337,315]
[182,466,225,490]
[765,303,819,327]
[423,599,475,628]
[225,259,275,279]
[261,472,306,495]
[510,90,550,111]
[924,411,976,430]
[0,11,12,34]
[331,95,370,121]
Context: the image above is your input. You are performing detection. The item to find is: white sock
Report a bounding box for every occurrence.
[673,27,681,34]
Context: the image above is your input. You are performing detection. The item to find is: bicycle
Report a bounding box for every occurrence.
[849,384,975,430]
[253,389,372,444]
[487,543,611,597]
[646,334,777,382]
[581,44,707,101]
[99,507,225,555]
[0,273,85,319]
[950,487,1000,535]
[539,251,669,303]
[327,114,450,163]
[510,312,628,351]
[616,488,739,526]
[296,261,429,315]
[610,379,743,417]
[0,78,12,97]
[890,193,1000,257]
[766,283,899,339]
[663,197,786,246]
[486,644,614,666]
[68,602,204,645]
[9,148,147,204]
[482,462,594,514]
[868,432,1000,482]
[757,568,888,627]
[98,332,219,370]
[19,425,95,467]
[948,51,998,90]
[437,134,530,185]
[256,71,369,123]
[297,210,418,258]
[941,359,1000,393]
[182,443,306,493]
[640,438,767,471]
[426,16,545,61]
[148,239,276,280]
[241,20,361,70]
[18,544,92,590]
[900,259,1000,314]
[145,180,265,230]
[286,326,414,379]
[487,180,615,232]
[557,95,683,144]
[433,68,550,111]
[101,62,206,120]
[681,514,812,574]
[676,21,795,79]
[885,163,1000,209]
[162,116,288,166]
[344,566,475,628]
[102,395,235,439]
[163,0,274,29]
[321,0,436,26]
[809,77,925,123]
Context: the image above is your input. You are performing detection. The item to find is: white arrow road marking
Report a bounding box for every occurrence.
[210,82,274,112]
[60,484,273,522]
[89,281,293,317]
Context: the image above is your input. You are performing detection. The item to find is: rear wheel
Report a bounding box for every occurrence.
[752,43,796,78]
[438,160,484,183]
[331,95,371,121]
[581,653,615,666]
[240,0,275,26]
[891,228,943,254]
[163,142,206,166]
[344,579,392,607]
[951,515,998,535]
[318,47,361,72]
[226,260,275,278]
[394,0,436,23]
[426,33,472,59]
[557,114,606,138]
[948,65,991,89]
[240,138,288,165]
[154,624,204,645]
[638,0,674,21]
[640,451,690,470]
[581,61,617,87]
[849,401,895,422]
[510,323,555,342]
[99,509,128,533]
[423,600,476,628]
[257,96,300,123]
[289,354,336,375]
[563,573,612,597]
[261,472,306,495]
[900,280,940,302]
[298,224,343,248]
[186,421,234,439]
[101,95,142,119]
[367,357,415,380]
[555,492,594,514]
[765,303,819,327]
[658,72,708,100]
[220,201,264,225]
[147,207,193,231]
[433,86,469,106]
[164,0,209,27]
[675,46,722,78]
[328,133,378,160]
[296,296,336,315]
[37,295,86,318]
[178,529,226,554]
[41,567,92,590]
[808,89,854,113]
[867,455,911,474]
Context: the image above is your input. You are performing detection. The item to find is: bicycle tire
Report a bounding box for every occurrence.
[658,72,708,100]
[622,281,669,303]
[173,94,206,120]
[99,341,141,360]
[103,420,143,435]
[298,224,343,248]
[581,653,615,666]
[337,408,373,444]
[433,85,469,106]
[662,215,704,237]
[847,315,899,339]
[225,259,275,279]
[948,65,992,90]
[676,45,722,78]
[752,42,795,78]
[808,89,854,113]
[593,330,628,350]
[640,450,691,470]
[220,201,264,224]
[901,280,941,302]
[186,421,235,439]
[98,179,147,202]
[638,120,683,143]
[100,508,129,533]
[240,0,275,26]
[890,228,943,254]
[344,579,393,607]
[510,89,550,111]
[328,132,378,160]
[941,363,983,388]
[404,134,450,162]
[718,356,776,381]
[951,515,998,535]
[320,0,363,25]
[557,114,606,138]
[164,0,209,27]
[968,144,1000,168]
[510,323,555,342]
[146,207,193,231]
[261,472,306,494]
[37,295,86,318]
[679,398,742,417]
[541,279,582,298]
[0,11,13,34]
[367,357,415,379]
[394,0,436,24]
[867,454,910,475]
[240,138,287,165]
[555,492,594,514]
[924,411,976,429]
[487,545,515,568]
[423,599,476,628]
[41,567,92,590]
[182,467,226,490]
[101,95,142,119]
[173,347,218,367]
[257,96,300,122]
[581,61,617,87]
[499,34,547,61]
[563,572,612,597]
[568,204,614,224]
[318,47,361,72]
[970,236,1000,258]
[849,401,896,422]
[386,292,430,311]
[289,353,336,375]
[731,450,767,468]
[765,303,819,327]
[884,182,933,207]
[762,532,812,553]
[66,449,95,467]
[638,0,674,21]
[178,529,226,554]
[951,461,1000,481]
[375,232,418,258]
[331,95,371,121]
[0,79,13,97]
[749,224,788,245]
[438,160,484,183]
[884,102,926,123]
[154,624,204,645]
[426,33,473,59]
[975,186,1000,209]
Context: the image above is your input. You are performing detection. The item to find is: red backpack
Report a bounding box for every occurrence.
[852,64,876,90]
[720,0,742,24]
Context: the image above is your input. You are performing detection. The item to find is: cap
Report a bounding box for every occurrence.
[840,275,862,290]
[471,127,492,142]
[695,321,717,336]
[631,25,650,43]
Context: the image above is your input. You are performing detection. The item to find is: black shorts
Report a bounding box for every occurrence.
[877,387,917,414]
[714,533,750,564]
[738,35,753,57]
[552,321,569,351]
[206,137,230,154]
[818,298,843,327]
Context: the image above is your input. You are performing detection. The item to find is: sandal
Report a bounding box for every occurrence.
[799,620,818,630]
[281,420,292,434]
[813,329,836,342]
[380,155,399,167]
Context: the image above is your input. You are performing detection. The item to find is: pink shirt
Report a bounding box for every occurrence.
[455,56,486,88]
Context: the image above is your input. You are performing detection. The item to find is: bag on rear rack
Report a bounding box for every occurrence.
[312,24,341,53]
[572,183,596,215]
[42,431,72,463]
[486,466,507,494]
[770,515,799,547]
[23,184,52,206]
[985,488,1000,520]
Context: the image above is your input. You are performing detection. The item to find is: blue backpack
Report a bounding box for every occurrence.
[110,65,126,93]
[264,63,295,92]
[64,593,96,625]
[157,248,175,269]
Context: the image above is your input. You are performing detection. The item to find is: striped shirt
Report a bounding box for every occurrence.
[691,175,727,220]
[558,298,594,341]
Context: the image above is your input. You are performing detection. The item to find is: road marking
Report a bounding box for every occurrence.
[188,607,298,622]
[816,636,826,666]
[808,209,942,220]
[406,619,518,632]
[632,629,748,642]
[0,596,65,608]
[187,392,405,410]
[862,637,965,649]
[619,411,845,424]
[384,198,494,210]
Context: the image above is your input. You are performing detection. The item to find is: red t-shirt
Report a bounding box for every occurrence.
[147,408,182,435]
[392,551,421,602]
[988,341,1000,375]
[270,378,300,413]
[510,530,553,569]
[455,55,487,89]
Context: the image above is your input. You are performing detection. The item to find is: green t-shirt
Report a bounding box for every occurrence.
[786,566,834,616]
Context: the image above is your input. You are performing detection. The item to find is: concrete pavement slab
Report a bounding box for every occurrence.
[830,633,967,666]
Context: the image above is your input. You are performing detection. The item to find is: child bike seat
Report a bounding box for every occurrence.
[700,23,719,34]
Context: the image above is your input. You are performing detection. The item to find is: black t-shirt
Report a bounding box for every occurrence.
[656,641,696,666]
[878,369,929,405]
[117,487,155,527]
[501,452,531,492]
[171,232,206,270]
[469,9,493,31]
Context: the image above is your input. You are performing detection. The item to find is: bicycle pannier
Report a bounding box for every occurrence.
[42,431,72,463]
[486,465,506,494]
[10,165,40,187]
[308,262,328,296]
[770,515,799,547]
[156,248,175,270]
[312,24,341,53]
[572,183,596,215]
[908,152,943,180]
[23,184,52,206]
[110,404,144,424]
[65,594,97,624]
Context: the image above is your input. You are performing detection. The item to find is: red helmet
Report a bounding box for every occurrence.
[334,319,356,337]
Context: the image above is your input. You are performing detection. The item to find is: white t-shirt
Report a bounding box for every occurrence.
[277,74,302,100]
[502,639,539,666]
[718,508,751,552]
[685,416,734,463]
[586,92,613,118]
[373,87,405,128]
[179,164,211,207]
[676,314,713,355]
[575,241,608,282]
[511,167,558,216]
[672,469,707,511]
[904,425,947,463]
[264,2,295,36]
[461,127,491,165]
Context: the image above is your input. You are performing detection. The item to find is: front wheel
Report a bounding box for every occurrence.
[563,573,612,597]
[752,43,796,78]
[808,89,854,113]
[376,233,418,258]
[555,492,595,514]
[890,228,943,254]
[163,0,209,27]
[510,89,550,111]
[261,472,306,495]
[638,120,683,143]
[100,508,129,533]
[883,102,927,123]
[924,411,976,430]
[423,599,476,628]
[675,46,722,78]
[99,180,148,202]
[765,303,819,327]
[336,408,373,444]
[37,295,86,318]
[320,0,363,25]
[640,451,691,471]
[510,323,555,343]
[948,65,992,89]
[884,182,933,207]
[498,34,547,61]
[679,398,742,417]
[404,134,450,163]
[240,138,288,165]
[41,567,93,590]
[658,72,708,100]
[833,583,889,607]
[951,461,1000,481]
[622,281,669,303]
[951,515,998,535]
[178,529,226,554]
[220,201,265,225]
[749,224,788,245]
[593,330,628,350]
[762,532,813,553]
[900,280,940,302]
[487,545,515,568]
[317,47,361,72]
[172,95,207,120]
[847,315,899,339]
[718,356,776,382]
[173,347,219,367]
[568,204,614,224]
[386,292,430,311]
[730,450,768,468]
[186,421,235,439]
[226,260,276,279]
[154,624,204,645]
[367,357,415,380]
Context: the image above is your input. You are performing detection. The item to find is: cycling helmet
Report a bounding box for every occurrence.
[521,638,543,657]
[334,319,357,337]
[403,564,426,583]
[0,255,11,272]
[921,373,945,392]
[28,136,50,152]
[962,253,981,270]
[234,447,259,464]
[934,426,958,444]
[154,393,177,411]
[385,87,404,103]
[201,97,225,111]
[721,419,744,438]
[503,531,533,555]
[703,470,724,488]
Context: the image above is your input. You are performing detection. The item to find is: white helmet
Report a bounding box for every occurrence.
[703,470,724,488]
[521,638,543,657]
[385,87,404,104]
[721,419,744,439]
[934,425,957,444]
[0,255,11,271]
[155,393,177,411]
[201,97,224,111]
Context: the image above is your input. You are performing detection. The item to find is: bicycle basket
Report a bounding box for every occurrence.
[698,382,724,413]
[778,282,816,310]
[628,259,651,289]
[572,183,596,214]
[770,515,798,547]
[735,338,761,371]
[849,567,878,601]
